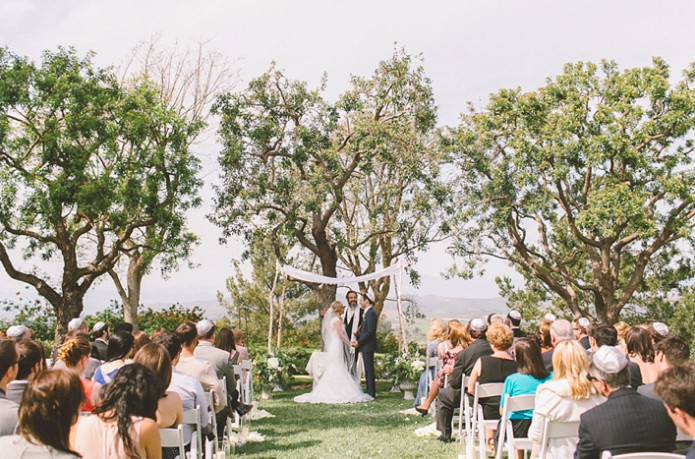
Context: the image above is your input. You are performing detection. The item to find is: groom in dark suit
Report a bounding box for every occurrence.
[352,294,377,398]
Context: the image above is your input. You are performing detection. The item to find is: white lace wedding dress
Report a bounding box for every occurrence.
[294,308,373,404]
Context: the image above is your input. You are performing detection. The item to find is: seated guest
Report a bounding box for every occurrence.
[574,345,676,459]
[654,360,695,459]
[194,320,249,416]
[541,319,574,372]
[72,364,161,459]
[613,321,629,355]
[573,318,591,350]
[416,322,468,414]
[175,322,229,437]
[153,332,212,448]
[0,338,19,436]
[497,338,551,458]
[53,330,101,379]
[214,327,240,364]
[414,318,447,408]
[57,336,102,412]
[5,340,45,403]
[5,325,30,342]
[233,329,250,384]
[133,343,183,459]
[626,326,658,384]
[647,322,669,345]
[638,334,690,400]
[90,322,110,361]
[132,331,152,355]
[508,311,526,338]
[528,340,604,459]
[467,322,517,452]
[536,317,554,354]
[588,324,642,388]
[0,369,84,457]
[93,330,135,385]
[435,317,493,443]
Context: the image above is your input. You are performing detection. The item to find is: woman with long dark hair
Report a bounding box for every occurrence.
[72,363,161,459]
[133,344,182,459]
[213,327,239,364]
[626,326,657,384]
[497,338,552,458]
[0,369,84,457]
[92,330,135,385]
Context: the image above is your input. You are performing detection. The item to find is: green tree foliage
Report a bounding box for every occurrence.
[219,233,315,347]
[0,47,202,343]
[212,49,453,316]
[108,40,235,329]
[451,58,695,324]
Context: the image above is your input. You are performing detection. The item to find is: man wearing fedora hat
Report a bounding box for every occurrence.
[575,345,676,458]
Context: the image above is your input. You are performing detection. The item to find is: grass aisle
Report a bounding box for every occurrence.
[232,380,460,458]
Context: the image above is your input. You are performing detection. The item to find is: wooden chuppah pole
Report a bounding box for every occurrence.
[267,261,280,353]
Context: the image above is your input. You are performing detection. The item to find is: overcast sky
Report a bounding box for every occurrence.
[2,1,695,310]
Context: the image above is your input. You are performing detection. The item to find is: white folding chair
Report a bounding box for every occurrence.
[425,356,439,398]
[495,393,535,459]
[159,425,185,459]
[182,405,203,459]
[203,390,218,454]
[241,359,253,402]
[538,418,580,459]
[452,376,470,441]
[473,382,506,459]
[602,453,685,459]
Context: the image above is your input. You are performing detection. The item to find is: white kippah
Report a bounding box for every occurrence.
[469,317,487,332]
[6,325,26,339]
[543,313,556,322]
[197,319,215,335]
[652,322,669,336]
[578,317,590,329]
[508,310,522,321]
[68,318,84,331]
[591,345,628,374]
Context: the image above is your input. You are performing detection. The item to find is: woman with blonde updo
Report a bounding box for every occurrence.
[58,335,101,412]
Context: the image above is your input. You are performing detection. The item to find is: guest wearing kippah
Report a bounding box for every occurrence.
[574,346,676,459]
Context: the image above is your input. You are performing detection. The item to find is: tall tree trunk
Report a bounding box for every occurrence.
[109,250,144,331]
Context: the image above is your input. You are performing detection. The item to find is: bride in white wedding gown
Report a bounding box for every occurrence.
[294,301,373,404]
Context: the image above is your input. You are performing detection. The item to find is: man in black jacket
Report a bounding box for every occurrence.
[435,317,492,442]
[575,345,676,459]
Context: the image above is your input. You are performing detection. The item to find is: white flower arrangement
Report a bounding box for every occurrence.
[266,357,280,370]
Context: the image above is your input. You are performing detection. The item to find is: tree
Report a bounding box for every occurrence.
[218,232,314,347]
[212,49,451,316]
[106,40,236,329]
[451,58,695,324]
[0,47,200,343]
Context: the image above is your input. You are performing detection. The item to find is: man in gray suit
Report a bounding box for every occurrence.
[193,319,251,416]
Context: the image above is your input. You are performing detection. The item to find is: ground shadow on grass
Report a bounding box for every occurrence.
[231,380,461,458]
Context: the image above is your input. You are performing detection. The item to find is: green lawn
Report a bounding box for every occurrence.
[230,379,463,458]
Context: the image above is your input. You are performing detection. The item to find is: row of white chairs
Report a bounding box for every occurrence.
[158,359,254,459]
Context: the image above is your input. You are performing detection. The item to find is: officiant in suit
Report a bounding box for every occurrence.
[352,294,377,398]
[343,290,363,376]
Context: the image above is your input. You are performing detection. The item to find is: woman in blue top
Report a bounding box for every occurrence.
[497,337,551,458]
